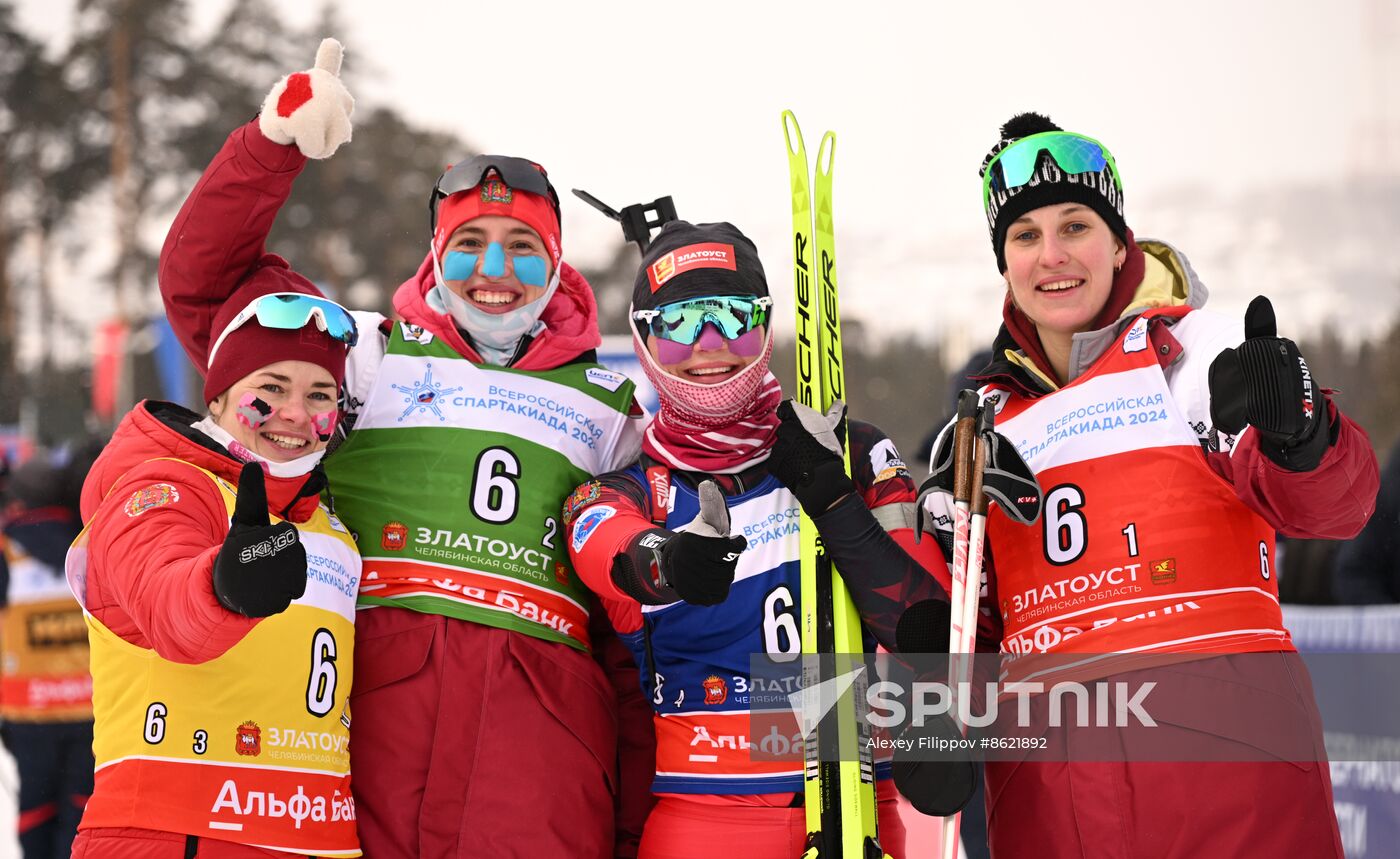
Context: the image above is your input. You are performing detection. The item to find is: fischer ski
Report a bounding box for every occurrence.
[784,110,887,859]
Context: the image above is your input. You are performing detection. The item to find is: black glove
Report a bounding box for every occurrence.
[660,531,748,606]
[610,481,747,607]
[767,399,854,514]
[891,712,979,817]
[1209,296,1329,472]
[213,462,308,618]
[890,599,977,815]
[895,598,954,655]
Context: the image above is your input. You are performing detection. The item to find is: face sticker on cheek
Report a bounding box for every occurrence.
[726,326,765,357]
[235,393,273,429]
[443,251,479,281]
[512,255,548,287]
[311,410,337,443]
[655,336,695,365]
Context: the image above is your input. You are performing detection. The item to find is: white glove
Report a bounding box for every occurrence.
[259,38,354,160]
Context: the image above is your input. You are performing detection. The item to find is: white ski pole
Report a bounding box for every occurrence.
[939,391,980,858]
[941,406,993,859]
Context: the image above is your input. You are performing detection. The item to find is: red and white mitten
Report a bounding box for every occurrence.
[259,38,354,160]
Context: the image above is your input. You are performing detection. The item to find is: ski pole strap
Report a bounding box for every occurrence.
[970,405,994,516]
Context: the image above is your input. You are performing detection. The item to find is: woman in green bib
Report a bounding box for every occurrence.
[159,39,650,858]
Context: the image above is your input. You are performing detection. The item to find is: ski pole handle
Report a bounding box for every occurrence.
[952,390,979,506]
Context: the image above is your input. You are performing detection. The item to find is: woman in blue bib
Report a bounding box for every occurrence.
[567,220,965,859]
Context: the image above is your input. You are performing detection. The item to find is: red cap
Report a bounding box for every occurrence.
[432,177,562,270]
[203,272,349,404]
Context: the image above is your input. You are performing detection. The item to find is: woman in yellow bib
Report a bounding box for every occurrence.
[68,279,362,858]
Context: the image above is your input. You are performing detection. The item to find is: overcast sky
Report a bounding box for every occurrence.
[14,0,1397,352]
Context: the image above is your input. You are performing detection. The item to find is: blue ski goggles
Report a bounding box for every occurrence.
[429,154,561,236]
[982,131,1122,211]
[209,293,359,365]
[632,295,772,345]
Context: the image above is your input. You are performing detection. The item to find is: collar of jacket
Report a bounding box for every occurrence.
[972,238,1208,398]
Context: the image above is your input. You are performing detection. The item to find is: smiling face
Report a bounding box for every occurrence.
[1002,203,1127,340]
[209,360,339,462]
[646,323,767,385]
[440,215,554,315]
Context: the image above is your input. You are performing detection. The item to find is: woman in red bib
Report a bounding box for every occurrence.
[70,281,363,858]
[915,113,1379,859]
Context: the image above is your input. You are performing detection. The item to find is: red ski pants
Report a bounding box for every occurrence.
[636,782,907,859]
[984,653,1344,858]
[71,827,316,858]
[349,608,620,858]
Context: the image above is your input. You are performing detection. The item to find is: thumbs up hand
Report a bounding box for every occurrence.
[213,463,308,618]
[259,38,354,159]
[1209,295,1329,471]
[657,481,748,606]
[767,398,855,515]
[676,479,737,539]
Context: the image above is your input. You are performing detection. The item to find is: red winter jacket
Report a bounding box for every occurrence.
[974,238,1378,542]
[79,400,324,664]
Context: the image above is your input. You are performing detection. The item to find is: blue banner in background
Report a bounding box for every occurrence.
[153,317,192,406]
[1284,604,1400,858]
